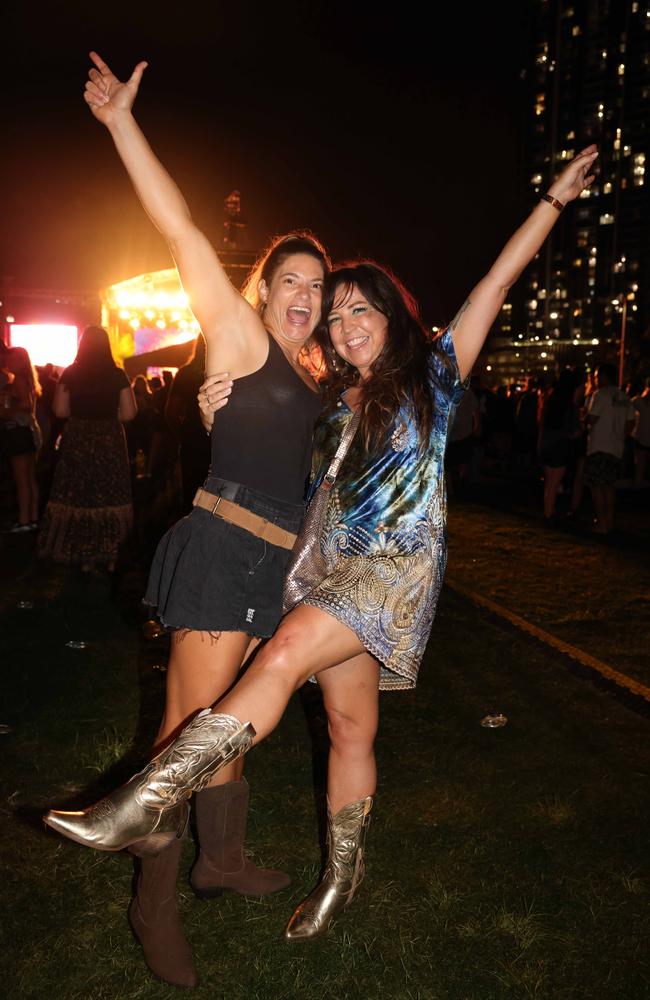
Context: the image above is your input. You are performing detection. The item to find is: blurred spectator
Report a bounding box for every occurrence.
[165,336,211,510]
[491,385,515,472]
[0,347,42,532]
[538,370,581,522]
[35,363,65,495]
[584,363,635,535]
[38,326,136,571]
[446,383,479,493]
[568,370,588,516]
[146,373,174,483]
[513,376,539,472]
[631,377,650,488]
[127,375,158,476]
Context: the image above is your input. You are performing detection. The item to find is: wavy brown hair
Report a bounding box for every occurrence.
[315,261,450,451]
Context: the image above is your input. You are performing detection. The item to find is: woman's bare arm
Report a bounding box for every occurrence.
[118,385,138,422]
[52,382,71,419]
[84,53,261,357]
[450,145,598,381]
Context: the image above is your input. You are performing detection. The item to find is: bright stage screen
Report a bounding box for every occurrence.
[9,324,79,367]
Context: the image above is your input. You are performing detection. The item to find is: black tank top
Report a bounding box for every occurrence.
[210,334,322,504]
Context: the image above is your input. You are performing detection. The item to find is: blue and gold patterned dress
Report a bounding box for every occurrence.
[299,329,465,690]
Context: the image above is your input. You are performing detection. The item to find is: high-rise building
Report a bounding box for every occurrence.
[485,0,650,385]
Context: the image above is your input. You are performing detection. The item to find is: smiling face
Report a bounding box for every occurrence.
[258,252,325,352]
[327,283,389,380]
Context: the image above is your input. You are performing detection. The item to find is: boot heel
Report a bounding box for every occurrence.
[191,885,225,900]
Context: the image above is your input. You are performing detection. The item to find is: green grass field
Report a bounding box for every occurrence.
[1,505,648,999]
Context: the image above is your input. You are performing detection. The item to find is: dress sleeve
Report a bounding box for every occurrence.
[428,328,467,405]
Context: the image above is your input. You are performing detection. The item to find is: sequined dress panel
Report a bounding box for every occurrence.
[301,329,465,690]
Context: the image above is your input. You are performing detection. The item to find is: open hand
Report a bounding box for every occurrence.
[83,51,148,124]
[548,144,598,204]
[198,372,233,432]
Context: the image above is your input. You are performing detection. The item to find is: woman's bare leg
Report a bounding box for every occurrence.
[10,453,33,525]
[213,605,365,743]
[543,465,565,518]
[156,628,252,785]
[317,653,380,813]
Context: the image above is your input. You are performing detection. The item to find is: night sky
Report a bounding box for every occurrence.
[1,1,529,324]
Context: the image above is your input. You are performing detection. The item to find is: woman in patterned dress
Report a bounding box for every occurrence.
[38,326,135,569]
[47,146,597,949]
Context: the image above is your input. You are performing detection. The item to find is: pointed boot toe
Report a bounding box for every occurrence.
[43,793,189,854]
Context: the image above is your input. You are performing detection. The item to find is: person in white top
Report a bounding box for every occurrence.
[632,378,650,488]
[585,363,635,534]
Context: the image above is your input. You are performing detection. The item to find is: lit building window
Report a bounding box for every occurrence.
[572,24,581,35]
[633,152,646,185]
[531,172,543,185]
[603,181,612,194]
[618,63,625,76]
[599,213,614,224]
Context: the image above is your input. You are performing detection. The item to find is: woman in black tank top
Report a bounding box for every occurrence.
[47,119,597,980]
[44,54,330,989]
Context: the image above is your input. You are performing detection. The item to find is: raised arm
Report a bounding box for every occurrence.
[84,53,261,357]
[449,145,598,381]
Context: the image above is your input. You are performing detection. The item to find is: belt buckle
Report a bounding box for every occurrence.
[211,496,222,516]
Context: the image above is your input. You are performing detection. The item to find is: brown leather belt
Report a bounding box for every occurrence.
[192,487,297,550]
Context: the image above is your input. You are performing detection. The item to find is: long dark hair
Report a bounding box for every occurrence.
[66,325,122,385]
[316,261,444,451]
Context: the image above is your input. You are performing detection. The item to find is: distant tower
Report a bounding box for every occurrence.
[222,191,247,249]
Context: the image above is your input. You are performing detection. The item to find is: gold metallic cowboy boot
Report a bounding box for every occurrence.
[44,711,255,855]
[284,795,373,941]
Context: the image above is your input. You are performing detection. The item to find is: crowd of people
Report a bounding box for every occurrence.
[0,332,210,565]
[446,365,649,533]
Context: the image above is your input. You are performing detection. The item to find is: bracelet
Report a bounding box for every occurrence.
[541,192,564,212]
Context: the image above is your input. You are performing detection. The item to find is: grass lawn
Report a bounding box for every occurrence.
[1,513,648,999]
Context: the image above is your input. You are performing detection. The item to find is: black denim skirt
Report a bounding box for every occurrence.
[144,476,304,636]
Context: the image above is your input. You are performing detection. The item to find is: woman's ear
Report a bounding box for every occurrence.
[258,279,269,305]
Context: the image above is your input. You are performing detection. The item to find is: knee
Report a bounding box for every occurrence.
[326,705,377,757]
[254,623,308,688]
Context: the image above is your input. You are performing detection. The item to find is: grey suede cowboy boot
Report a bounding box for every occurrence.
[284,796,373,941]
[191,779,291,897]
[44,711,255,855]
